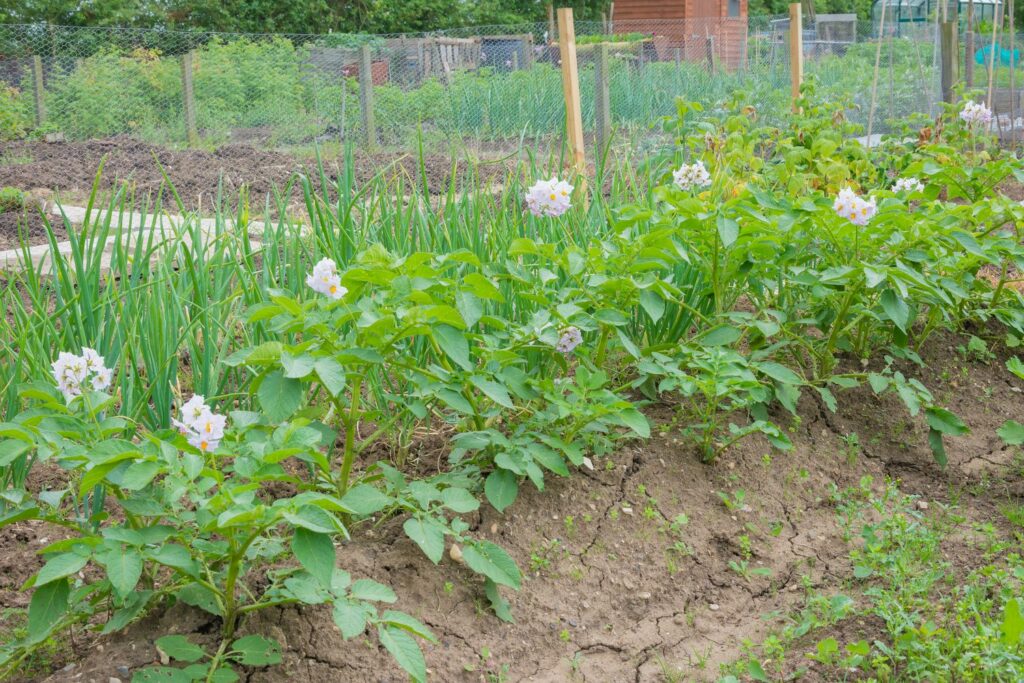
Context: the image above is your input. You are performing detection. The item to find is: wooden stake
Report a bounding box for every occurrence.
[940,22,957,103]
[31,55,46,127]
[966,0,976,87]
[789,3,803,107]
[986,0,1001,110]
[595,42,612,157]
[181,51,198,146]
[558,7,586,181]
[359,44,376,149]
[866,0,887,145]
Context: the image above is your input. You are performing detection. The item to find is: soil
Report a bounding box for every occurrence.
[1,329,1021,682]
[0,208,69,252]
[0,139,514,217]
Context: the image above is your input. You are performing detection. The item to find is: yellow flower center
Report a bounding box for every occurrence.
[549,193,556,201]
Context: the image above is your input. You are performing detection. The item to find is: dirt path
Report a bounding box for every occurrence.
[3,332,1020,682]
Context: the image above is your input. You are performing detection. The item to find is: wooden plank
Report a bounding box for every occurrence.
[557,8,586,185]
[181,51,198,146]
[32,55,46,127]
[359,44,376,149]
[789,3,803,107]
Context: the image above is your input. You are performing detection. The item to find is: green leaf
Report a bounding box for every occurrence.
[332,599,369,639]
[470,376,514,409]
[27,578,68,644]
[314,357,347,397]
[35,552,89,587]
[440,487,479,513]
[716,215,739,248]
[350,578,397,603]
[131,667,194,682]
[0,439,30,466]
[382,610,438,643]
[747,659,770,683]
[340,484,391,516]
[880,289,910,333]
[155,635,205,663]
[120,460,161,490]
[757,361,802,385]
[700,325,742,346]
[638,290,665,323]
[176,583,223,616]
[291,528,336,588]
[617,408,650,438]
[925,407,969,436]
[998,420,1024,446]
[928,428,948,468]
[102,548,143,599]
[403,517,445,564]
[434,325,473,371]
[281,351,316,379]
[484,469,518,513]
[378,625,427,683]
[461,540,521,589]
[230,635,282,666]
[257,370,303,422]
[1002,598,1024,645]
[102,589,153,634]
[484,578,514,623]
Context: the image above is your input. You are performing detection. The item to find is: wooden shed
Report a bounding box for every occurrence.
[611,0,749,68]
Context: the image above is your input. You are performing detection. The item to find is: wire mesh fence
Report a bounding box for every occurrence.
[0,16,958,167]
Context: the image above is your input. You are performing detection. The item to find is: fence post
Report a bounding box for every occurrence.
[359,44,376,149]
[788,3,803,107]
[548,4,556,42]
[557,8,586,183]
[595,42,611,157]
[31,55,46,127]
[706,35,717,73]
[674,47,681,67]
[940,22,957,103]
[181,51,198,147]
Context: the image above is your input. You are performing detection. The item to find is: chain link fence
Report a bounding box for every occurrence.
[0,17,951,170]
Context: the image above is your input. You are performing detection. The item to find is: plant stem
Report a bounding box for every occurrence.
[337,375,362,496]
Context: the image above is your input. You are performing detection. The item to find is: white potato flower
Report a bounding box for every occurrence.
[525,177,573,217]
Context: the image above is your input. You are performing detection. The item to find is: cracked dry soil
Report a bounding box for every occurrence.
[8,329,1023,683]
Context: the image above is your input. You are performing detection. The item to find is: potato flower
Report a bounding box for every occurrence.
[833,187,876,226]
[173,394,227,452]
[51,348,113,401]
[306,257,347,300]
[892,177,924,194]
[525,177,573,217]
[960,100,993,127]
[672,161,711,192]
[556,326,583,354]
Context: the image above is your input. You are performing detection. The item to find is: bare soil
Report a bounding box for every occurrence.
[3,331,1022,683]
[0,138,513,216]
[0,209,69,252]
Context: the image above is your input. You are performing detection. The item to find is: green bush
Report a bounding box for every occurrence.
[0,86,31,140]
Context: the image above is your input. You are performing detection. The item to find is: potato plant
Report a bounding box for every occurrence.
[1,87,1024,682]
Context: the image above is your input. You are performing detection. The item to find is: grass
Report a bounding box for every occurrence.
[721,478,1024,681]
[0,187,24,214]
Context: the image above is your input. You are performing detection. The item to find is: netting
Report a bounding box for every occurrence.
[0,16,956,161]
